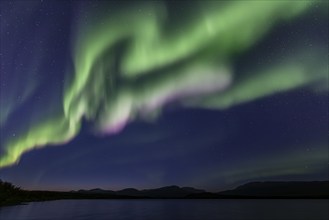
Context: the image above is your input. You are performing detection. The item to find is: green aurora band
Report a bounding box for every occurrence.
[0,1,327,167]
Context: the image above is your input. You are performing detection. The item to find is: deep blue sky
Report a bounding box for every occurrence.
[0,1,328,191]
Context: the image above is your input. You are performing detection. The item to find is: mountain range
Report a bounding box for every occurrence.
[1,180,328,206]
[76,185,205,198]
[73,181,329,198]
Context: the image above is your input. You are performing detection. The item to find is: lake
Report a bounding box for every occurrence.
[0,199,328,220]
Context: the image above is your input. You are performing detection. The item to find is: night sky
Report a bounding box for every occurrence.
[0,1,328,192]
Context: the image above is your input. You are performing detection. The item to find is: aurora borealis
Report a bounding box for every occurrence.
[0,1,328,191]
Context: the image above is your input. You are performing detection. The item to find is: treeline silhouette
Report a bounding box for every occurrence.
[0,179,138,206]
[0,179,23,206]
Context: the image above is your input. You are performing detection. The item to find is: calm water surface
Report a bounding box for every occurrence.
[0,199,328,220]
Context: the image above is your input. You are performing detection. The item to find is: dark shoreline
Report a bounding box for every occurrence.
[1,193,328,208]
[1,180,328,207]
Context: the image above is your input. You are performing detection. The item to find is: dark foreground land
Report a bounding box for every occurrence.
[1,180,328,207]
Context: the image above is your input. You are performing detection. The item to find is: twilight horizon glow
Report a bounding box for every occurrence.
[0,0,328,190]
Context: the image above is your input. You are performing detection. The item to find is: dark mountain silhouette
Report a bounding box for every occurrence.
[137,185,204,198]
[73,181,329,198]
[77,188,115,194]
[187,181,329,199]
[217,181,329,197]
[116,188,142,197]
[1,180,328,206]
[78,185,205,198]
